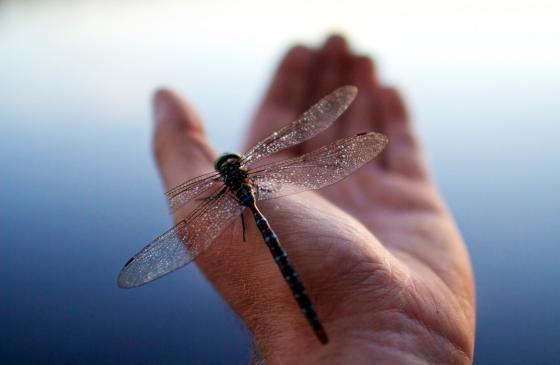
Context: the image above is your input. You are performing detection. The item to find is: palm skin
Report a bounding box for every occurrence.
[152,36,475,364]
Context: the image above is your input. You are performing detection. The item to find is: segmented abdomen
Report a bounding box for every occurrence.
[249,203,329,344]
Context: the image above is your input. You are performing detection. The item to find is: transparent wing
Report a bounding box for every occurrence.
[117,189,243,288]
[241,86,357,167]
[250,132,388,200]
[165,171,223,212]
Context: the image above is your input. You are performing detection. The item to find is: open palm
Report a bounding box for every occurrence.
[152,36,475,364]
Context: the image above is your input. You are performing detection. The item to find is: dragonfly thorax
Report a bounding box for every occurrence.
[215,152,250,192]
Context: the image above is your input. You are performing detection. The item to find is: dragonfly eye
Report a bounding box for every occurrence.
[214,152,242,171]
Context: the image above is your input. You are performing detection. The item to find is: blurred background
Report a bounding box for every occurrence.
[1,0,559,364]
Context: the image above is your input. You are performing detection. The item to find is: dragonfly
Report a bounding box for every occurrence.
[117,85,388,344]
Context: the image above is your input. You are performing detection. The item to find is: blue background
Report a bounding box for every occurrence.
[1,1,559,364]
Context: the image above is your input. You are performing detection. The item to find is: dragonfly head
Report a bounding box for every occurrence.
[214,152,242,171]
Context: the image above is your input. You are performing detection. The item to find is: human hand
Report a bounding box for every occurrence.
[152,35,475,364]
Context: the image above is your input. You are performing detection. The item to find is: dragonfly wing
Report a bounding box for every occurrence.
[242,86,357,167]
[250,132,388,200]
[166,171,223,212]
[118,190,243,288]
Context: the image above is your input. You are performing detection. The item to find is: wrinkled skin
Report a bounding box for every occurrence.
[152,36,475,364]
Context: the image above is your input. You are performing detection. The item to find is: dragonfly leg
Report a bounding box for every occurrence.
[195,195,211,202]
[240,212,247,242]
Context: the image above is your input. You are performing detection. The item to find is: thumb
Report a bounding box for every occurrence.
[152,89,217,191]
[151,89,262,326]
[151,88,248,301]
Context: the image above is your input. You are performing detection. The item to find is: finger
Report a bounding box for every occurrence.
[339,55,389,172]
[245,45,315,153]
[304,35,354,152]
[152,89,217,191]
[380,88,428,179]
[344,55,385,137]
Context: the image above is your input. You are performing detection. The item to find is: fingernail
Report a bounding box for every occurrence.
[153,89,171,125]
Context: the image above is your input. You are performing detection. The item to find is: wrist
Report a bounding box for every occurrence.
[249,320,393,365]
[253,333,424,365]
[252,323,472,365]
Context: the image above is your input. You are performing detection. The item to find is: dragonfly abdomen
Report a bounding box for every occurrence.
[248,203,329,345]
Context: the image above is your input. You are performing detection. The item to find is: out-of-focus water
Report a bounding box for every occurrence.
[1,1,559,364]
